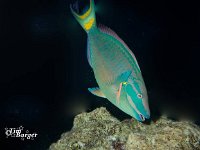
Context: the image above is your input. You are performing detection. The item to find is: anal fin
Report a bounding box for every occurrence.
[87,37,92,67]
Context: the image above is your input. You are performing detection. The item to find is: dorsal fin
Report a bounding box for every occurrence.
[98,24,141,72]
[98,24,121,42]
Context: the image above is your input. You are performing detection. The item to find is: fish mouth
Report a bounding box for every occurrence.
[139,114,145,121]
[70,0,90,15]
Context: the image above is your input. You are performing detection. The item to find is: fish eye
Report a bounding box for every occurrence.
[137,94,142,98]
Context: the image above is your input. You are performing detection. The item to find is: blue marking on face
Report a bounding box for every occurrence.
[125,83,150,121]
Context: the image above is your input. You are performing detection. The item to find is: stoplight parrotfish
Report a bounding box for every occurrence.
[70,0,150,121]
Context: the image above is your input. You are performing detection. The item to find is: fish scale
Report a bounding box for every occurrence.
[90,33,131,78]
[90,32,139,83]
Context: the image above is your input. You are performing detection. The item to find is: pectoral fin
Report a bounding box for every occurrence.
[117,70,132,82]
[116,82,123,105]
[88,87,106,98]
[115,70,132,105]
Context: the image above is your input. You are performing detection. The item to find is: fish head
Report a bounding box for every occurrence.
[123,80,150,121]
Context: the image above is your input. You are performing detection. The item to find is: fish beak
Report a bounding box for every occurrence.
[125,83,150,121]
[139,113,145,121]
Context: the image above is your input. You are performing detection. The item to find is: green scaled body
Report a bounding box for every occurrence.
[70,0,150,121]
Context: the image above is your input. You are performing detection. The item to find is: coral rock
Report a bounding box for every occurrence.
[49,107,200,150]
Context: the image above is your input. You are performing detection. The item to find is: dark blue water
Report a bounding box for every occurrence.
[0,0,200,149]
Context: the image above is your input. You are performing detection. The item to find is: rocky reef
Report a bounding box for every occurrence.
[49,107,200,150]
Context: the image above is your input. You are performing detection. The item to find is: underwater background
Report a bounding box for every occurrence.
[0,0,200,149]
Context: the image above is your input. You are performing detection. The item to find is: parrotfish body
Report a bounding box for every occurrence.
[70,0,150,121]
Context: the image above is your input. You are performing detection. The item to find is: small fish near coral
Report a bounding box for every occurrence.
[70,0,150,121]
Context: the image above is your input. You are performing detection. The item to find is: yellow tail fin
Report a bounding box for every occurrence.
[70,0,96,32]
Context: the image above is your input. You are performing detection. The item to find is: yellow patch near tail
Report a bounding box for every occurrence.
[84,18,95,31]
